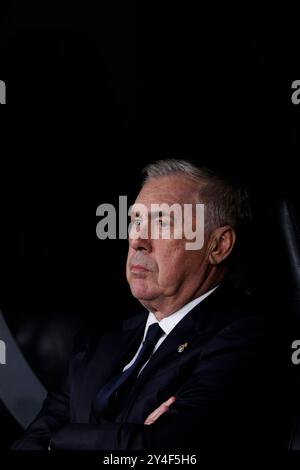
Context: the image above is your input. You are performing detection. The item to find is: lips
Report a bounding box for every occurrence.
[131,264,149,272]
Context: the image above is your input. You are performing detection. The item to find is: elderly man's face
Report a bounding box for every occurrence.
[126,175,212,316]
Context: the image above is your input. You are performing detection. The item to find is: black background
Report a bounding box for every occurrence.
[1,3,300,450]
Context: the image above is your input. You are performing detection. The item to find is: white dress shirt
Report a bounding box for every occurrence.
[123,285,219,374]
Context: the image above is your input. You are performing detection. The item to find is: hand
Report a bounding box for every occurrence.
[144,396,176,425]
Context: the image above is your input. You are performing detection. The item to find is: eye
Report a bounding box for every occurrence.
[158,219,169,228]
[133,218,142,227]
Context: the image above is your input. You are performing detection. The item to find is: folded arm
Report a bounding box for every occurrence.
[12,317,276,450]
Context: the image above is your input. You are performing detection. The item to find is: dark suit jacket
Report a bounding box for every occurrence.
[11,282,286,450]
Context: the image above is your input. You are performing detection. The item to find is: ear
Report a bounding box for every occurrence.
[208,225,236,265]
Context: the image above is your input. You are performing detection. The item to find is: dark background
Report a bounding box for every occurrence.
[1,3,300,449]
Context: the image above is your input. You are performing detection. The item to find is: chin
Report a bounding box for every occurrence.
[129,279,156,301]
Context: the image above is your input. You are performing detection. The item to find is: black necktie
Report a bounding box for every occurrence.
[91,323,164,420]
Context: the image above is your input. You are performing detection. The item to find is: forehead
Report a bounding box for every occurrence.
[135,175,200,206]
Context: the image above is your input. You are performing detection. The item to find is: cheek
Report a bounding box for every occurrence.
[155,243,187,284]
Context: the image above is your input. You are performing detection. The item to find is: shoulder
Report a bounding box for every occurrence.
[71,308,148,356]
[198,281,277,355]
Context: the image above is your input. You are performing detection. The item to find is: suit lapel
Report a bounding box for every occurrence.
[131,299,210,387]
[120,283,235,414]
[73,311,147,422]
[74,281,240,422]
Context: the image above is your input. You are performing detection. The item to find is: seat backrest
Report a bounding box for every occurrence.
[0,309,47,430]
[277,199,300,449]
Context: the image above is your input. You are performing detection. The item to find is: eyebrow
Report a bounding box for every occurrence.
[129,209,142,218]
[129,209,174,219]
[150,210,174,219]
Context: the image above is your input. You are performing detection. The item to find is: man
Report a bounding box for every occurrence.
[12,159,282,450]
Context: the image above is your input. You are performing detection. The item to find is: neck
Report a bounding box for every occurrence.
[141,269,227,320]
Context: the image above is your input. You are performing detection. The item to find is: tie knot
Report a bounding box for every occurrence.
[144,323,164,345]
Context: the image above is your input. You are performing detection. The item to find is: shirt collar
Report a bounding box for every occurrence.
[144,285,219,337]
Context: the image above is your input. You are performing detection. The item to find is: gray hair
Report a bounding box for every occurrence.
[142,159,252,234]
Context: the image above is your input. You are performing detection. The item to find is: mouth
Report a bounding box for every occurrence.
[130,264,150,273]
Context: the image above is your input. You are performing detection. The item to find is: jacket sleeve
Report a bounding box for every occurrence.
[50,317,280,450]
[10,328,95,450]
[11,376,70,450]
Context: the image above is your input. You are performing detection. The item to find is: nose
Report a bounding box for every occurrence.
[129,235,152,252]
[129,221,152,252]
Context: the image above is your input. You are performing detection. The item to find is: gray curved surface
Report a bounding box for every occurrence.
[0,309,47,429]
